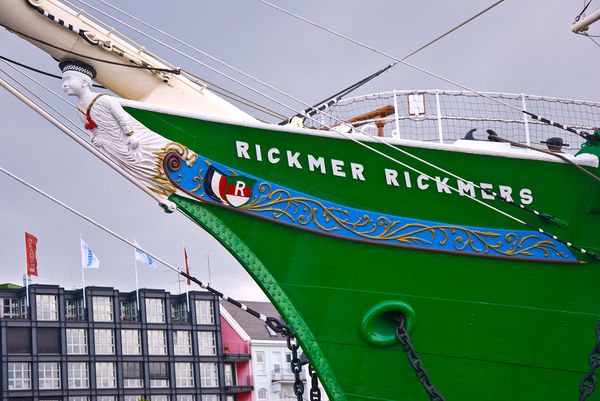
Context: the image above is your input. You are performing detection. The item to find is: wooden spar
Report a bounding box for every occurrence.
[331,105,395,136]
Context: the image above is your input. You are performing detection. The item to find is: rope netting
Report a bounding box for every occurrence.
[303,90,600,152]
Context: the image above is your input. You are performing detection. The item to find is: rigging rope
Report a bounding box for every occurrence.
[0,23,180,74]
[575,0,594,22]
[3,1,598,261]
[6,60,600,265]
[0,61,88,138]
[256,0,596,143]
[4,51,594,226]
[281,0,505,124]
[1,51,285,121]
[0,163,287,331]
[68,0,288,120]
[66,0,599,194]
[4,35,598,262]
[82,0,504,126]
[487,130,600,184]
[0,71,316,395]
[0,55,105,88]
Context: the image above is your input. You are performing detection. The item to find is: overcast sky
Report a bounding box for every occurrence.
[0,0,599,301]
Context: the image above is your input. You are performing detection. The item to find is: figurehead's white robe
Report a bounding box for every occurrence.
[77,94,191,198]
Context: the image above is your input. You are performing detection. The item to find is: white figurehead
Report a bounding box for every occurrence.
[60,59,96,110]
[60,59,196,204]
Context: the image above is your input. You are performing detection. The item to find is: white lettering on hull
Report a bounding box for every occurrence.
[234,140,535,204]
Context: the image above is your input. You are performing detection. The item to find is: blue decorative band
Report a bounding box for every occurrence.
[163,151,577,262]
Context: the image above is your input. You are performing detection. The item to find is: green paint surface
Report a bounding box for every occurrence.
[128,106,600,401]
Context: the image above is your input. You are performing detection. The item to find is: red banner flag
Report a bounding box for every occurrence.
[24,232,38,277]
[184,247,191,285]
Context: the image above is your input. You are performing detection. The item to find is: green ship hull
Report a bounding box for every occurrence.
[128,105,600,401]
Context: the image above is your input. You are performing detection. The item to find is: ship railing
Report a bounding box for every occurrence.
[303,90,600,154]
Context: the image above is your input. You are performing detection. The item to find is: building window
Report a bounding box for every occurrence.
[257,388,268,400]
[149,362,169,387]
[120,299,138,321]
[94,329,115,354]
[66,298,84,320]
[272,351,282,373]
[68,362,89,388]
[6,327,31,353]
[37,327,61,354]
[224,364,234,386]
[200,363,219,387]
[38,362,61,389]
[145,298,166,323]
[171,302,188,322]
[195,300,214,324]
[36,294,58,320]
[92,296,113,322]
[123,362,143,388]
[121,329,142,355]
[97,397,116,401]
[256,351,265,372]
[68,397,90,401]
[95,362,116,388]
[8,362,31,389]
[177,396,195,401]
[197,331,217,356]
[148,330,167,355]
[124,396,143,401]
[173,330,192,355]
[175,362,194,387]
[2,297,26,318]
[66,328,87,354]
[153,396,170,401]
[202,396,219,401]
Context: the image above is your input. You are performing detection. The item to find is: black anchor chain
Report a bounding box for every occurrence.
[395,314,446,401]
[578,320,600,400]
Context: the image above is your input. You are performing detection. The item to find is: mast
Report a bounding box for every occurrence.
[0,0,256,122]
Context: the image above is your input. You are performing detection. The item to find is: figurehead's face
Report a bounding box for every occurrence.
[62,70,91,97]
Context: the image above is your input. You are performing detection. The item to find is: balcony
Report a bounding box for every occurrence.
[271,369,297,383]
[225,374,253,393]
[223,343,251,361]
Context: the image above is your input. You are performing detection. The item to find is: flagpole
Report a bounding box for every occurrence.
[177,270,182,295]
[81,262,87,310]
[134,258,140,311]
[207,252,212,284]
[24,273,29,308]
[186,284,191,314]
[184,241,190,313]
[23,231,30,309]
[80,234,87,310]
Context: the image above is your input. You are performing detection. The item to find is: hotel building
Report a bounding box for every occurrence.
[0,283,232,401]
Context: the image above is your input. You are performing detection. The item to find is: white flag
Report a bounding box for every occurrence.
[134,240,155,267]
[80,237,100,269]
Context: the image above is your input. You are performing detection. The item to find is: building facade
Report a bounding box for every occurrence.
[220,302,327,401]
[0,283,229,401]
[219,308,253,401]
